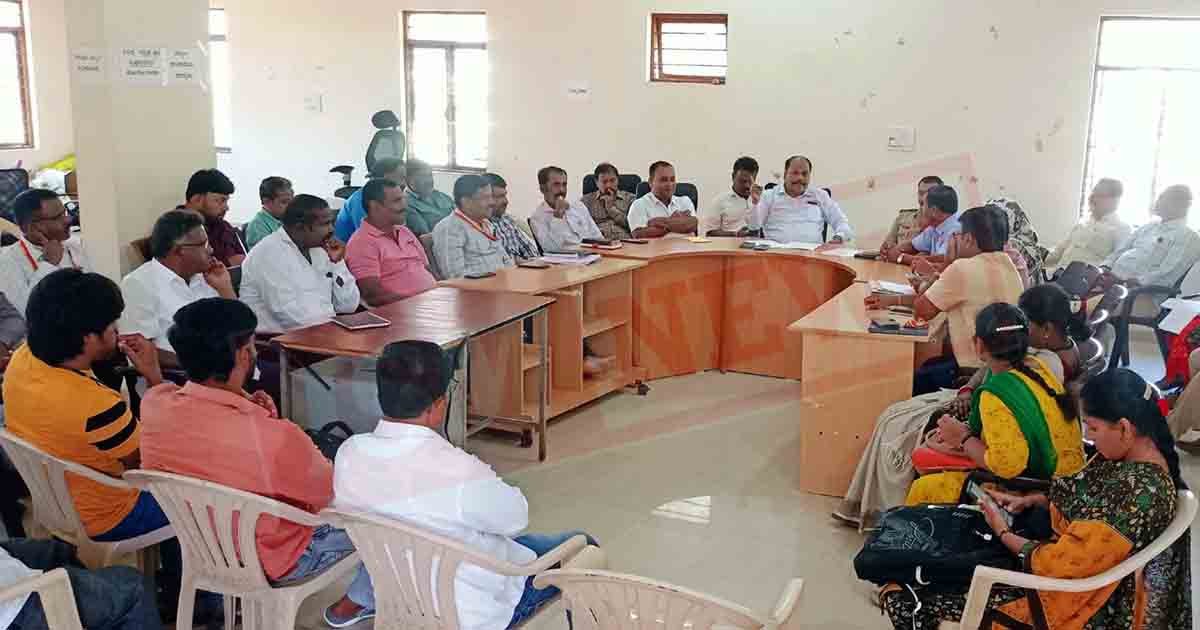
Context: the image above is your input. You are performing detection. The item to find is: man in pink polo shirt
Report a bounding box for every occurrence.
[346,178,436,307]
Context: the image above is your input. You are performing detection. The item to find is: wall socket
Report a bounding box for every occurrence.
[887,125,915,151]
[303,93,324,113]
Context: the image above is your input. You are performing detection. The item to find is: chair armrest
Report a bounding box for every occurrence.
[769,578,805,630]
[958,563,1139,630]
[513,534,589,576]
[562,545,607,571]
[0,569,82,630]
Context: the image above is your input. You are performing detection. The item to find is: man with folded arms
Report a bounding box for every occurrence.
[324,340,598,630]
[241,195,361,334]
[627,161,697,238]
[346,178,436,307]
[580,163,633,241]
[751,155,853,246]
[530,165,604,252]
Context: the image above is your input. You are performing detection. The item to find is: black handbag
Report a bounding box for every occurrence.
[305,421,354,461]
[853,504,1018,587]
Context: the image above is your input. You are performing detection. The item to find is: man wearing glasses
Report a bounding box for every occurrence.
[0,188,91,314]
[119,210,236,368]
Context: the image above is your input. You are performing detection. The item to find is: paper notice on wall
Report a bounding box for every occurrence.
[167,48,202,86]
[119,47,165,85]
[71,48,107,84]
[566,80,591,102]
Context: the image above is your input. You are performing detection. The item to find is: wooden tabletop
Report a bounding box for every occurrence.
[273,287,554,358]
[596,237,911,284]
[788,282,946,342]
[439,257,646,294]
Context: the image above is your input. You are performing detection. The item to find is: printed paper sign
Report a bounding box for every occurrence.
[167,47,202,85]
[119,47,165,85]
[71,48,106,84]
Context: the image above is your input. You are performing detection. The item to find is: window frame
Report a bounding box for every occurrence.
[402,10,488,172]
[649,12,728,86]
[0,0,34,149]
[1080,15,1200,218]
[209,7,230,153]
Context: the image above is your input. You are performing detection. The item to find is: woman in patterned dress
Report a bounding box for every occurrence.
[884,368,1191,629]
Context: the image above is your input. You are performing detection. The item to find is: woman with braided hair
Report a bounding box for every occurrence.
[884,368,1190,629]
[904,303,1086,505]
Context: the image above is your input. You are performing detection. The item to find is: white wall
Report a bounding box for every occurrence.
[0,0,73,170]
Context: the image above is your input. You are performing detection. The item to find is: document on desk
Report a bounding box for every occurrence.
[869,280,916,296]
[772,241,822,251]
[819,247,862,257]
[1159,298,1200,334]
[540,253,601,266]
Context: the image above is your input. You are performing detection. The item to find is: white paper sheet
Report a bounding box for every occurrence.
[1158,298,1200,334]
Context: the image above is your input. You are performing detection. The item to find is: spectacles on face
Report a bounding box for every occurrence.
[33,208,68,224]
[177,239,210,250]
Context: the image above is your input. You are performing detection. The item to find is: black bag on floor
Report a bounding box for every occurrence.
[305,421,354,461]
[853,504,1018,587]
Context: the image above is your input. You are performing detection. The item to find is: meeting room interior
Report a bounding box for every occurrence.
[1,1,1200,629]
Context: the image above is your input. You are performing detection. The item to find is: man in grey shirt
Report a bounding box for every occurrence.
[0,292,26,380]
[433,175,515,279]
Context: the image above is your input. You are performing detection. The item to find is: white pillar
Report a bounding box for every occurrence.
[64,0,214,279]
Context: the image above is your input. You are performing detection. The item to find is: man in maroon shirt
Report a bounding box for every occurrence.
[178,169,246,267]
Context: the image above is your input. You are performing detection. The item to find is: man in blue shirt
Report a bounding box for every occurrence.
[884,184,961,265]
[334,158,405,242]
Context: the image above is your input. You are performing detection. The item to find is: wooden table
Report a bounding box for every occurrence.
[441,257,647,421]
[272,287,554,456]
[788,283,947,496]
[598,237,913,380]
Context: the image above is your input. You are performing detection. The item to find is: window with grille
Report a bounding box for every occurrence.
[209,8,232,152]
[1082,17,1200,228]
[403,11,488,171]
[649,13,727,85]
[0,0,32,148]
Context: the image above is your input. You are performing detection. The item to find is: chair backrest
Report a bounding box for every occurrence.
[130,237,152,265]
[124,470,322,592]
[418,233,443,280]
[533,569,768,630]
[0,168,29,221]
[1077,336,1106,381]
[0,569,83,630]
[324,508,543,630]
[1094,284,1130,316]
[366,110,405,174]
[581,174,641,196]
[0,429,125,542]
[526,217,545,255]
[634,182,700,211]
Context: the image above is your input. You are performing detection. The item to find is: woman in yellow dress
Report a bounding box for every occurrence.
[905,303,1085,505]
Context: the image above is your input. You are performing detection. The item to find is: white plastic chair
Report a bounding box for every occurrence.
[0,568,83,630]
[940,489,1197,630]
[0,429,173,571]
[124,470,360,630]
[532,568,805,630]
[323,507,606,629]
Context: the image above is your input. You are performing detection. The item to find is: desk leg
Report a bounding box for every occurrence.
[538,311,549,461]
[280,348,292,420]
[450,340,469,449]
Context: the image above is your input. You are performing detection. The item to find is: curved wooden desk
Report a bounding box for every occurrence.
[599,238,914,381]
[600,238,945,496]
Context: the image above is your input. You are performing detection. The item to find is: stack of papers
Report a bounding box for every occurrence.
[540,253,601,266]
[869,280,916,296]
[774,241,823,251]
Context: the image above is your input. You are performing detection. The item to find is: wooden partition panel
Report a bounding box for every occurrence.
[630,256,725,380]
[468,321,524,418]
[721,257,853,379]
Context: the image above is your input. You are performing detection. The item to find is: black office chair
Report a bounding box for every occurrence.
[633,182,699,211]
[582,174,641,197]
[330,165,358,200]
[526,217,545,255]
[365,110,405,174]
[1110,262,1198,369]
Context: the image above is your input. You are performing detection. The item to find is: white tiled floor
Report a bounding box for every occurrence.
[294,332,1198,630]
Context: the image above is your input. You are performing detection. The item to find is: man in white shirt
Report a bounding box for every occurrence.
[119,210,235,368]
[750,155,853,245]
[702,157,760,237]
[1102,184,1200,290]
[0,189,91,314]
[530,166,604,252]
[241,194,361,334]
[627,161,698,238]
[1044,178,1131,273]
[0,538,161,630]
[325,341,598,630]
